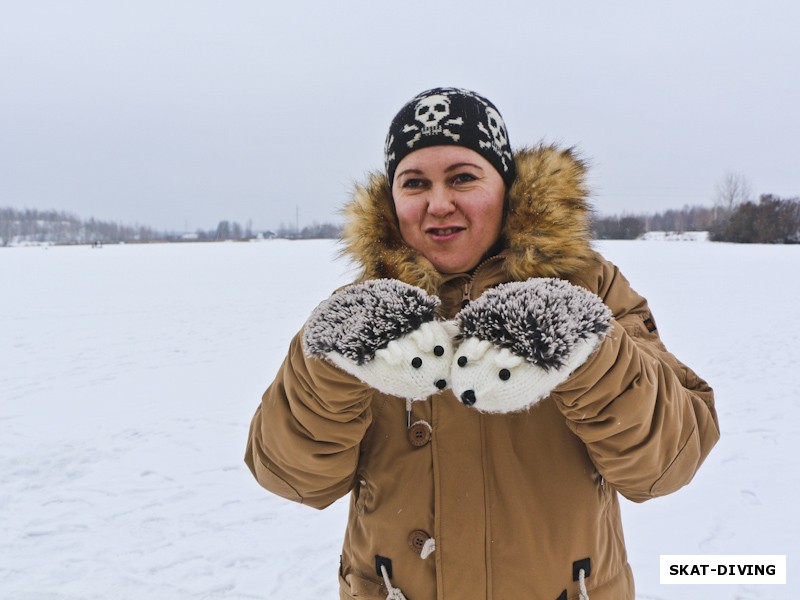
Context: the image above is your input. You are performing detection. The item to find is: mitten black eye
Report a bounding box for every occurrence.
[499,369,511,381]
[411,357,423,369]
[433,345,444,357]
[457,356,468,367]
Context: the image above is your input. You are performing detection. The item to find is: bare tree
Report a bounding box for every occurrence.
[714,171,752,217]
[215,220,231,240]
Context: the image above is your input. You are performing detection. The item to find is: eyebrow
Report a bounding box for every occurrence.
[396,162,485,179]
[445,162,484,172]
[395,168,424,179]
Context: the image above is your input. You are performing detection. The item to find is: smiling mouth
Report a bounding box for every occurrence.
[427,227,465,237]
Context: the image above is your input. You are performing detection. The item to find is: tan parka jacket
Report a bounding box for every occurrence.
[245,145,720,600]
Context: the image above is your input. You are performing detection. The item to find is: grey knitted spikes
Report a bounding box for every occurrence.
[304,279,441,365]
[456,278,612,370]
[451,278,612,413]
[303,279,455,401]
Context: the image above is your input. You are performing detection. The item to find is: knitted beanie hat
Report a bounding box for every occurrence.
[385,87,516,188]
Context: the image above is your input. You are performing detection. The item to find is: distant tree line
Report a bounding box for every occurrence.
[592,206,717,240]
[275,221,343,239]
[0,208,164,246]
[717,194,800,243]
[593,171,799,244]
[209,219,342,240]
[592,194,800,243]
[0,207,344,246]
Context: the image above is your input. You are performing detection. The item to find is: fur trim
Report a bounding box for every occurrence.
[503,146,594,281]
[339,144,595,292]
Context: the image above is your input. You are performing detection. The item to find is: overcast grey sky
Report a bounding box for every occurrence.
[3,1,799,232]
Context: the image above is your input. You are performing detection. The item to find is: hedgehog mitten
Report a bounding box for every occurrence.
[302,279,456,401]
[451,278,612,413]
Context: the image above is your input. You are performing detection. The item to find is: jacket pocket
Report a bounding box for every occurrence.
[339,571,386,599]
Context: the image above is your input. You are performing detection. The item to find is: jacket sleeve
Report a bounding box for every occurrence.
[553,256,720,503]
[244,330,373,509]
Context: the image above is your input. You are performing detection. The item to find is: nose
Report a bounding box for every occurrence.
[427,185,457,217]
[461,390,476,406]
[435,379,447,390]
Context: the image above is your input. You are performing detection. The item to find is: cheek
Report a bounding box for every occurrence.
[394,203,414,226]
[395,215,418,247]
[392,196,423,233]
[471,195,504,236]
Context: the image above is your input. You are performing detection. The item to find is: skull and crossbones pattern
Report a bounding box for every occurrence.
[384,133,396,168]
[403,93,464,148]
[385,87,516,185]
[477,106,513,171]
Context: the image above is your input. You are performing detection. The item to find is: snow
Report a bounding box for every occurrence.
[640,231,710,242]
[2,239,798,599]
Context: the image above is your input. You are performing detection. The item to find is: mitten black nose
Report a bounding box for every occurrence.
[461,390,476,406]
[435,379,447,390]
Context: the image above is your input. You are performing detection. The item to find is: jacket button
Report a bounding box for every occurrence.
[408,529,431,554]
[407,421,432,447]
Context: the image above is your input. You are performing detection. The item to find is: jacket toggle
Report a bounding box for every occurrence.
[557,557,592,600]
[375,556,408,600]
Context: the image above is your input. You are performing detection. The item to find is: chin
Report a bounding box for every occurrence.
[422,244,484,274]
[431,258,477,274]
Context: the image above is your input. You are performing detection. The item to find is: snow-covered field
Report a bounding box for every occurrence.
[639,231,710,242]
[1,239,797,599]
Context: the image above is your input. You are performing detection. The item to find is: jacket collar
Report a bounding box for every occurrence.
[339,144,595,294]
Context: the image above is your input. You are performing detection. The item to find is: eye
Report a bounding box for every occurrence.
[452,173,477,185]
[433,345,444,356]
[499,369,511,381]
[411,357,422,369]
[457,356,468,367]
[401,178,426,189]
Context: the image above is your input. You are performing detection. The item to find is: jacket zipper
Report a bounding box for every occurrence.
[461,279,473,308]
[461,254,503,306]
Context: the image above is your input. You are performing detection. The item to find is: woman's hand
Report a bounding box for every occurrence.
[302,279,456,401]
[451,278,612,413]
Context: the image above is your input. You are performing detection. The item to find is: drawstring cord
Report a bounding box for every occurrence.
[381,540,582,599]
[578,568,589,600]
[380,565,408,600]
[420,537,436,560]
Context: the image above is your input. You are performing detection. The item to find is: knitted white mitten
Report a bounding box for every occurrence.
[451,278,612,413]
[303,279,456,401]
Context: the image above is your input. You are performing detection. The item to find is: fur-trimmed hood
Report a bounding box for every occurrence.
[340,144,595,294]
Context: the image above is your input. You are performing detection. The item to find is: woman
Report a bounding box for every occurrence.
[245,88,720,600]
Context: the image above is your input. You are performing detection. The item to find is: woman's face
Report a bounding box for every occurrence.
[392,145,505,274]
